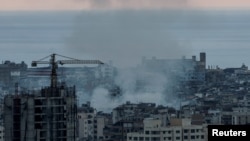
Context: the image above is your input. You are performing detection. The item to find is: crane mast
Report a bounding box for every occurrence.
[31,53,104,88]
[50,54,57,88]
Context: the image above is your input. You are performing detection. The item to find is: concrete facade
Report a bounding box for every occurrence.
[0,61,27,89]
[0,125,4,141]
[4,83,77,141]
[77,103,96,141]
[127,118,207,141]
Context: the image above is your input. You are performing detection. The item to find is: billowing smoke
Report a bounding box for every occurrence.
[89,59,186,112]
[90,87,121,112]
[66,10,193,112]
[90,86,173,112]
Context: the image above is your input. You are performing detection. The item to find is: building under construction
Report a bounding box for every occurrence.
[4,54,103,141]
[4,83,77,141]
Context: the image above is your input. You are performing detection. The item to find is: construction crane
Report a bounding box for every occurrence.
[31,53,104,88]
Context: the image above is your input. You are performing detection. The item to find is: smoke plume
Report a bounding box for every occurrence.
[66,10,193,112]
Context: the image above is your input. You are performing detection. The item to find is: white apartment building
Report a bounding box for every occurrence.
[77,103,96,141]
[127,118,207,141]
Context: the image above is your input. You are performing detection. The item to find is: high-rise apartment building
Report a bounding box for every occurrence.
[4,82,77,141]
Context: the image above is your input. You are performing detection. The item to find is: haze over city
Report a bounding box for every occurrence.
[0,2,250,141]
[0,1,250,69]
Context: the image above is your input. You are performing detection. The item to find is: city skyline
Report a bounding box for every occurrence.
[1,2,250,140]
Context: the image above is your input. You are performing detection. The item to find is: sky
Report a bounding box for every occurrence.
[0,1,250,69]
[0,0,250,11]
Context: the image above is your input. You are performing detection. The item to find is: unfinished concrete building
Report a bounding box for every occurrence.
[4,54,104,141]
[4,82,77,141]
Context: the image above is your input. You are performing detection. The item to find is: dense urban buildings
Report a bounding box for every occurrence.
[139,52,206,82]
[0,52,249,141]
[127,118,207,141]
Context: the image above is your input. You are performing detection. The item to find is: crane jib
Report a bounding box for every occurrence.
[57,60,104,65]
[31,53,104,87]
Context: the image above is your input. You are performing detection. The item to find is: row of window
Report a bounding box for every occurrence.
[128,135,205,141]
[145,129,202,135]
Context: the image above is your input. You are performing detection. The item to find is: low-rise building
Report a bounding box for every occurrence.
[94,113,112,141]
[77,102,96,141]
[127,118,207,141]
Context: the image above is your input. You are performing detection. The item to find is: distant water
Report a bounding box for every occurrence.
[0,10,250,69]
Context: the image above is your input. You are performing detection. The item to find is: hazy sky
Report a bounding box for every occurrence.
[0,1,249,108]
[1,1,250,69]
[1,0,250,11]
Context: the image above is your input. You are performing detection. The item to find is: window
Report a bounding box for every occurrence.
[176,130,180,133]
[88,120,92,124]
[151,137,160,141]
[184,129,188,133]
[176,137,180,140]
[184,136,188,139]
[201,135,204,139]
[151,131,160,135]
[145,131,149,134]
[191,129,195,133]
[191,136,195,139]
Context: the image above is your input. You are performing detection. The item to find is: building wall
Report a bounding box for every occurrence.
[4,84,77,141]
[127,118,207,141]
[77,112,95,140]
[0,61,27,87]
[219,105,250,125]
[4,95,36,141]
[94,116,108,141]
[138,52,206,84]
[0,125,4,141]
